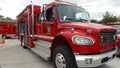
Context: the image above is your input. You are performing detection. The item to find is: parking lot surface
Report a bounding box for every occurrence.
[0,39,120,68]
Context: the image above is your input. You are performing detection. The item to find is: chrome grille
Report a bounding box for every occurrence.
[99,31,116,45]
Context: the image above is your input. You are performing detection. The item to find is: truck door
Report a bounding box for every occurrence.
[43,7,56,36]
[21,22,29,46]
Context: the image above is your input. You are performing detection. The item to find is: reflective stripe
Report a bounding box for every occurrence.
[34,35,54,40]
[20,33,24,35]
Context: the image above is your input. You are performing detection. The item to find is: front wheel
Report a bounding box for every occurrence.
[116,47,120,58]
[53,46,77,68]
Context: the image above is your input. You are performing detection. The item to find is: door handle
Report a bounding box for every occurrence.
[48,23,54,26]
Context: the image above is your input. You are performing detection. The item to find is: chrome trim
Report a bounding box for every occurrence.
[20,33,24,35]
[55,53,66,68]
[31,1,34,39]
[27,7,30,37]
[75,49,117,67]
[34,35,54,39]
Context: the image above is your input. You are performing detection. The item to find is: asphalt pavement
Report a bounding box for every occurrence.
[0,39,120,68]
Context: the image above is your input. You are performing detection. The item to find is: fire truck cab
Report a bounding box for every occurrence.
[17,1,117,68]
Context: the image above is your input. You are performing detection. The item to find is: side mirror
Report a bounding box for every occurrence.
[41,17,44,22]
[38,13,46,24]
[41,16,46,23]
[41,17,43,20]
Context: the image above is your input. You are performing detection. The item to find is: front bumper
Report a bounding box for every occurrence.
[75,49,117,67]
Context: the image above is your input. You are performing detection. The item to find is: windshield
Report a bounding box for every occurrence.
[57,4,90,23]
[112,25,120,33]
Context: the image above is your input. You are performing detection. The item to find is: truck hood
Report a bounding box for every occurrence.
[60,22,115,32]
[60,22,116,54]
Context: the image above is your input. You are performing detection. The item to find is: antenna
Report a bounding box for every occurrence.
[0,7,2,11]
[30,0,32,4]
[55,0,61,1]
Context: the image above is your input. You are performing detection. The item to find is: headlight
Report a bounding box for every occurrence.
[72,36,94,45]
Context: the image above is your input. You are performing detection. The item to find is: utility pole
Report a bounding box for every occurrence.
[0,7,2,11]
[55,0,61,1]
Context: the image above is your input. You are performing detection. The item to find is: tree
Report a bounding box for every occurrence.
[117,16,120,22]
[6,17,12,20]
[0,15,3,17]
[0,15,4,21]
[101,11,118,24]
[91,19,98,23]
[0,7,2,11]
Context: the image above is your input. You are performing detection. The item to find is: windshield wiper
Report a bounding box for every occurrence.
[76,19,88,22]
[60,17,75,22]
[117,32,120,34]
[65,18,74,21]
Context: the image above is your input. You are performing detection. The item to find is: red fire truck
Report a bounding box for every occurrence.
[17,1,117,68]
[0,23,16,38]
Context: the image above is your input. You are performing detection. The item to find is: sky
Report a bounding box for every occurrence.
[0,0,120,20]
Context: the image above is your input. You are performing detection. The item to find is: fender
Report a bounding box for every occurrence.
[50,30,94,55]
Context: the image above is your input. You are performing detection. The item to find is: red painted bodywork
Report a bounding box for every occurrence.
[17,1,117,55]
[117,34,120,45]
[0,24,16,35]
[58,23,116,54]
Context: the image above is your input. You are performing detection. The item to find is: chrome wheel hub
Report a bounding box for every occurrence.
[55,53,66,68]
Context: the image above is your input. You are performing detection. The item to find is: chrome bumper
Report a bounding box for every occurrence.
[75,49,117,67]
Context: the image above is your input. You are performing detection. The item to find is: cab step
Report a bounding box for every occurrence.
[31,40,51,61]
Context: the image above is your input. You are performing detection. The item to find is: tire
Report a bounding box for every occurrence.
[116,48,120,58]
[53,46,77,68]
